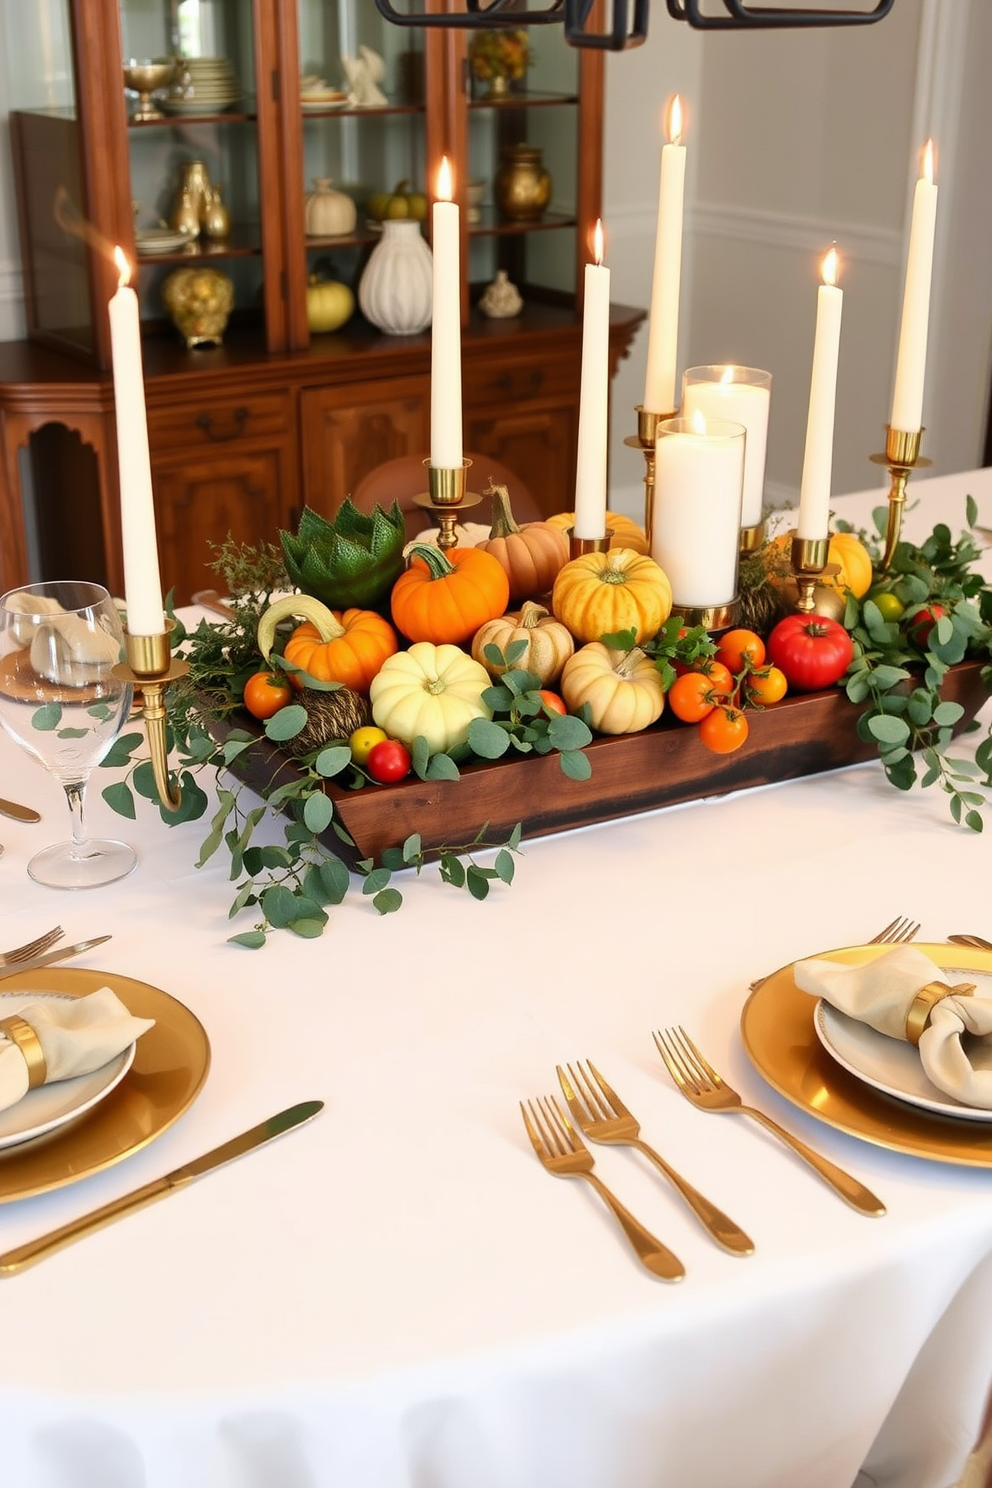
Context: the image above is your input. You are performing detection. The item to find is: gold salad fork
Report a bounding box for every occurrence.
[948,934,992,952]
[557,1061,754,1255]
[748,915,920,992]
[653,1027,886,1217]
[520,1095,685,1281]
[0,925,63,969]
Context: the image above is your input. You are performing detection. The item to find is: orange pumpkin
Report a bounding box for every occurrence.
[476,484,570,602]
[283,607,399,693]
[547,510,649,555]
[391,541,510,645]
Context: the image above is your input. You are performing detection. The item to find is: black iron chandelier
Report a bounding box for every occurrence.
[372,0,896,52]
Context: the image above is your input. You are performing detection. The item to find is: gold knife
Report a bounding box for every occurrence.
[0,797,41,823]
[0,936,113,984]
[0,1100,324,1275]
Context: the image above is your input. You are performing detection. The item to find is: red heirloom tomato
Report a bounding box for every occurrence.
[243,671,293,720]
[766,615,854,692]
[365,738,413,784]
[905,602,946,647]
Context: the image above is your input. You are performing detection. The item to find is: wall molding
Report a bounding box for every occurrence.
[0,256,23,303]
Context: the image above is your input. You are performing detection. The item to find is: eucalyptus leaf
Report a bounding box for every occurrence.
[264,703,308,741]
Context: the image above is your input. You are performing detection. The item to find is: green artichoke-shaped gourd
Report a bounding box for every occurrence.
[279,499,407,610]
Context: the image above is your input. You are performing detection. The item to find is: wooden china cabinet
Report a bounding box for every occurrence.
[0,0,643,604]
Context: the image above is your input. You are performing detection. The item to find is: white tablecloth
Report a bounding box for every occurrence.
[1,469,991,1488]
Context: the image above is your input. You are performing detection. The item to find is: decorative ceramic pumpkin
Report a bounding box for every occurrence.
[370,642,492,754]
[306,275,355,334]
[552,548,673,645]
[561,642,665,735]
[391,542,510,645]
[475,484,570,602]
[358,219,433,335]
[304,178,357,238]
[256,594,398,693]
[547,510,649,555]
[471,601,574,684]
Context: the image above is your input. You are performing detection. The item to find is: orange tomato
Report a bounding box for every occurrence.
[698,705,749,755]
[715,628,766,675]
[668,672,718,724]
[693,658,734,697]
[243,671,293,720]
[744,665,788,707]
[538,690,567,716]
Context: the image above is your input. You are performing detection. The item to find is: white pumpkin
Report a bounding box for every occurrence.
[304,178,357,238]
[358,220,433,335]
[369,642,492,754]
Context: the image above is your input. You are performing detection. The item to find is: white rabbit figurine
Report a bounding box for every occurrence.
[341,45,387,107]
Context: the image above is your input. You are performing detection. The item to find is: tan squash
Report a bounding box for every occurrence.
[561,642,665,735]
[471,601,574,684]
[547,510,649,555]
[552,547,673,645]
[475,484,570,602]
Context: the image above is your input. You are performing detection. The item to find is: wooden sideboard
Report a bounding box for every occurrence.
[0,301,644,605]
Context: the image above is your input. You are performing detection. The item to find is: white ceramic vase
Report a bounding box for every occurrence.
[358,220,433,335]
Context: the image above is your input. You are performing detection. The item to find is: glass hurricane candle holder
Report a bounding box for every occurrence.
[651,416,746,630]
[682,365,771,548]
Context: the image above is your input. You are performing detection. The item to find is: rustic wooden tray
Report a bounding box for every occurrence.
[216,660,989,867]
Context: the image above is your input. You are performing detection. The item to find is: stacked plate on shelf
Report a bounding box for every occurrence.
[164,56,242,114]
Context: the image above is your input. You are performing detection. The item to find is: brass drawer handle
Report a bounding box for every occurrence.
[195,407,249,441]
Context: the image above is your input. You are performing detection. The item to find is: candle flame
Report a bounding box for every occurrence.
[691,408,707,436]
[720,365,734,386]
[821,247,839,288]
[437,156,453,203]
[666,94,683,146]
[922,138,935,184]
[114,246,131,289]
[592,218,605,266]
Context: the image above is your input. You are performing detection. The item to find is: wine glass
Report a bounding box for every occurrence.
[0,581,136,888]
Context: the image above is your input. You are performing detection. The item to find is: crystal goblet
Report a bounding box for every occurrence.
[0,581,136,889]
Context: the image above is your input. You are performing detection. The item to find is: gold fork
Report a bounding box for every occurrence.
[520,1095,685,1281]
[557,1061,754,1256]
[948,934,992,952]
[652,1027,886,1217]
[749,915,920,992]
[0,925,64,969]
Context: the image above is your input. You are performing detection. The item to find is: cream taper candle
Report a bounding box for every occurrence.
[573,220,610,541]
[891,139,937,434]
[643,95,686,416]
[109,248,165,636]
[430,156,463,469]
[797,248,843,541]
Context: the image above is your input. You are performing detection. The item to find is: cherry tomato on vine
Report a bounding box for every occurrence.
[744,665,788,708]
[349,726,388,765]
[365,738,412,784]
[905,603,946,647]
[539,690,567,717]
[698,705,749,755]
[243,671,293,720]
[715,628,766,676]
[692,658,734,698]
[668,672,718,724]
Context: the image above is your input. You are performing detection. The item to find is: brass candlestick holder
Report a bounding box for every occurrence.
[568,530,611,559]
[739,517,766,555]
[624,405,674,549]
[412,459,481,549]
[113,626,189,812]
[790,535,830,614]
[869,425,931,570]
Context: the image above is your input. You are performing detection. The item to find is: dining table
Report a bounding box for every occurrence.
[1,465,992,1488]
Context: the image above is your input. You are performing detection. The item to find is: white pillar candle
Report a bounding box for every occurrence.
[652,414,746,607]
[643,95,686,416]
[430,156,463,469]
[109,248,165,636]
[682,366,771,528]
[891,139,938,433]
[573,220,611,540]
[797,249,843,541]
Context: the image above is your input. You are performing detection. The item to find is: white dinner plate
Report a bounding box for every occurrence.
[0,993,135,1150]
[136,229,193,253]
[813,969,992,1123]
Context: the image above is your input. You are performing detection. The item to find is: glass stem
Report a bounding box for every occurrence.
[63,780,92,861]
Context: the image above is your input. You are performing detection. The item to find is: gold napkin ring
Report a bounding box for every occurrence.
[905,981,975,1047]
[0,1014,47,1088]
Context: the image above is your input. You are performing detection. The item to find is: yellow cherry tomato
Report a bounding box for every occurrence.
[349,726,388,765]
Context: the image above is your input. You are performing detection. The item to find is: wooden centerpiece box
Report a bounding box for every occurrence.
[214,660,989,869]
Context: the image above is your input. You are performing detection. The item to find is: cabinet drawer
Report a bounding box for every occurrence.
[463,355,577,411]
[148,393,292,455]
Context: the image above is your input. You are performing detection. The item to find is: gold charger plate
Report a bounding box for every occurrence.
[0,968,210,1201]
[740,942,992,1168]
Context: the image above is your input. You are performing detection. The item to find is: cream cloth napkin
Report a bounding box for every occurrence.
[0,988,154,1113]
[794,945,992,1109]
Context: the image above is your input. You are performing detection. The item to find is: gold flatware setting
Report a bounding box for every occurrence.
[556,1060,753,1256]
[654,1026,886,1216]
[0,936,112,984]
[749,915,920,991]
[0,796,41,823]
[948,933,992,951]
[520,1094,685,1281]
[0,925,64,969]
